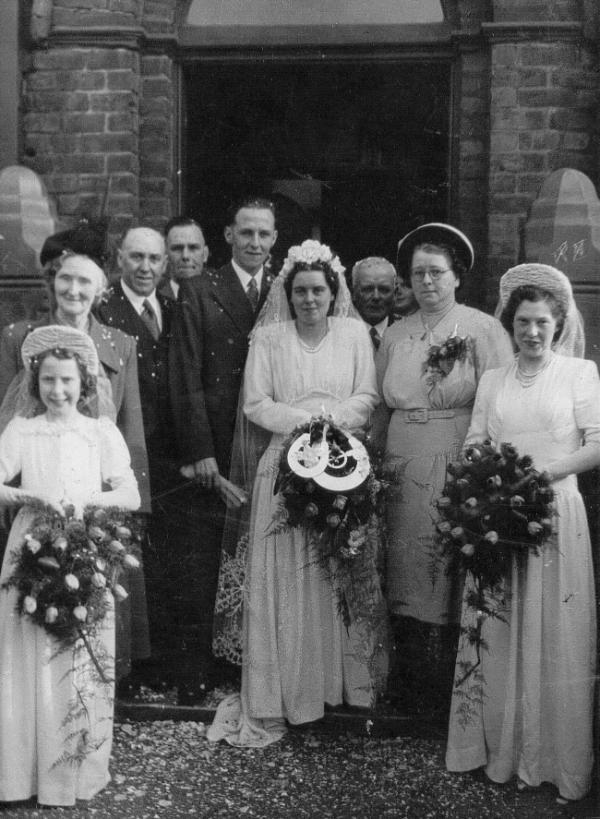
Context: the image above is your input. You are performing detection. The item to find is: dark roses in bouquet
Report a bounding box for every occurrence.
[436,440,554,685]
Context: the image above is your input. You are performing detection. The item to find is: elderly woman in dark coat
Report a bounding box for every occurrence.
[0,230,150,679]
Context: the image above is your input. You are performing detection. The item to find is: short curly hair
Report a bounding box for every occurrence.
[403,241,467,287]
[283,262,340,319]
[500,284,566,343]
[29,347,97,414]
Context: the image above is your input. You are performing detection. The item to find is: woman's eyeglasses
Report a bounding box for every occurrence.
[410,268,452,281]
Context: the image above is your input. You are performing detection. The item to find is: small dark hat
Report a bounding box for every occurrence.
[396,222,474,276]
[39,219,107,268]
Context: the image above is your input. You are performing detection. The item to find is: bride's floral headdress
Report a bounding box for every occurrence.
[250,239,355,336]
[280,240,346,279]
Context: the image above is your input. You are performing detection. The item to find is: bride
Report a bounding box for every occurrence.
[208,240,383,747]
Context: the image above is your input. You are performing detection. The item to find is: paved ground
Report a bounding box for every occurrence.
[1,705,599,818]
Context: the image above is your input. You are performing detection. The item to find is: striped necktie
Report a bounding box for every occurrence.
[141,299,160,341]
[246,276,259,311]
[370,326,381,351]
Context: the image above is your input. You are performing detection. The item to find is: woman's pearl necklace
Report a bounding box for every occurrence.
[515,356,552,388]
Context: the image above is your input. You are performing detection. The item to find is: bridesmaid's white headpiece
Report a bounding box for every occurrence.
[498,263,572,314]
[21,326,100,376]
[496,263,585,358]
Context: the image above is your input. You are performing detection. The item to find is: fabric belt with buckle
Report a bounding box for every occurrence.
[403,408,459,423]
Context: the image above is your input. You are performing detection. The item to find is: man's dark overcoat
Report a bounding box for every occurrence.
[166,262,271,670]
[96,280,175,454]
[169,262,271,476]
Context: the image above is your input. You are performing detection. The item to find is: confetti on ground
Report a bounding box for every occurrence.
[0,719,597,818]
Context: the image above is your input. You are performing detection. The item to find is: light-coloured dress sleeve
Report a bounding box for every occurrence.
[375,331,392,397]
[573,359,600,445]
[472,316,514,379]
[244,321,379,435]
[0,417,25,505]
[90,417,141,510]
[330,320,379,430]
[243,329,312,433]
[463,368,497,448]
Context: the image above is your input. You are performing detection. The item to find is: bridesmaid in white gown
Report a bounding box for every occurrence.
[0,326,140,806]
[446,264,600,804]
[208,240,380,747]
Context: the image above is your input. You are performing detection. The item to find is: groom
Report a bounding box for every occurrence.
[169,197,277,699]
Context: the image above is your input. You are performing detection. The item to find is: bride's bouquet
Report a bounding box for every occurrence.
[436,440,554,686]
[274,415,385,563]
[272,415,387,629]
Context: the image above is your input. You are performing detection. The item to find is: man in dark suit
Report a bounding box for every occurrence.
[169,198,277,698]
[161,216,209,301]
[96,226,182,690]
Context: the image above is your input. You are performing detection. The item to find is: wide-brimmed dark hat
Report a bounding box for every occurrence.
[396,222,474,277]
[39,220,107,268]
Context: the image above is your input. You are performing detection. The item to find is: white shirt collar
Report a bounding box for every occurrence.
[370,316,389,339]
[231,259,263,293]
[120,279,162,330]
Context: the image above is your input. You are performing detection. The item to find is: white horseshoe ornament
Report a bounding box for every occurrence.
[287,430,370,491]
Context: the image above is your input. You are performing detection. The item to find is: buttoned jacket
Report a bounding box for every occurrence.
[96,280,175,449]
[169,262,271,474]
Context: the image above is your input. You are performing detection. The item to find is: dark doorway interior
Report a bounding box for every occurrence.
[183,60,451,272]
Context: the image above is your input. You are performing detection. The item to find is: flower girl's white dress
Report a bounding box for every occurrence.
[0,414,139,806]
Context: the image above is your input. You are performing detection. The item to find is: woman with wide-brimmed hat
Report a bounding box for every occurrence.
[446,263,599,805]
[376,223,513,714]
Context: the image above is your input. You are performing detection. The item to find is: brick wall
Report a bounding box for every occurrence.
[23,46,141,237]
[454,48,491,306]
[15,0,600,303]
[485,1,599,306]
[51,0,140,28]
[22,0,179,240]
[139,54,176,231]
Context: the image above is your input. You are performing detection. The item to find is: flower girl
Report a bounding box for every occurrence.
[0,326,139,806]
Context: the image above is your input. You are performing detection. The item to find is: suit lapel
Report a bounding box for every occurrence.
[257,269,274,315]
[88,315,125,374]
[209,263,254,335]
[156,290,173,338]
[111,281,146,335]
[108,281,169,343]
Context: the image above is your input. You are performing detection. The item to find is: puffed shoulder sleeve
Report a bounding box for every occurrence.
[472,314,514,378]
[573,359,600,445]
[375,327,393,395]
[243,328,312,433]
[0,417,23,486]
[463,368,497,448]
[332,320,379,430]
[92,417,141,510]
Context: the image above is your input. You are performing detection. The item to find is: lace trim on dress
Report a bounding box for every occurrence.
[14,414,101,445]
